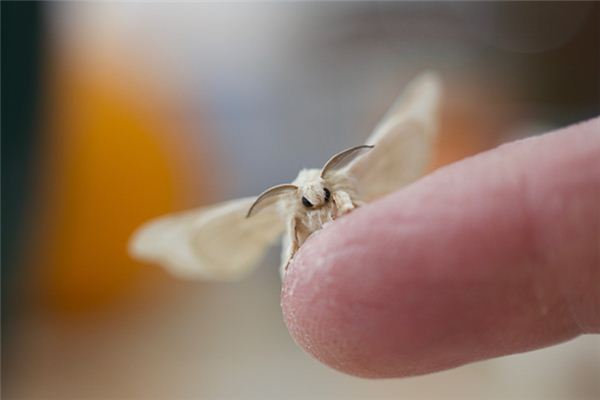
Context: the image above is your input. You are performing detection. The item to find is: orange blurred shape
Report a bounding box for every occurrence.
[30,52,210,313]
[430,79,514,170]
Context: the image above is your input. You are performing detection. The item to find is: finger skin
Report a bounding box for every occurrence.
[281,118,600,378]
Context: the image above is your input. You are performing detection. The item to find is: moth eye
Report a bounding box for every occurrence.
[323,188,331,202]
[301,197,313,208]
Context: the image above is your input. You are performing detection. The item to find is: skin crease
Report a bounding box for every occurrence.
[281,117,600,378]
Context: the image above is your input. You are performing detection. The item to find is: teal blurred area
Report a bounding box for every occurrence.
[2,2,599,399]
[1,2,44,289]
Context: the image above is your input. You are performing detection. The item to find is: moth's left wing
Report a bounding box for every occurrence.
[129,197,285,281]
[346,71,442,202]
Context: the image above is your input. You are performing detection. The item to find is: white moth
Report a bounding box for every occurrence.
[129,72,442,280]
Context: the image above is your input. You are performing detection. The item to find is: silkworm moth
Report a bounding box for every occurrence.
[129,72,442,280]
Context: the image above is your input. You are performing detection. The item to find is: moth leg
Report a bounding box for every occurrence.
[281,217,300,275]
[333,190,356,216]
[353,199,366,207]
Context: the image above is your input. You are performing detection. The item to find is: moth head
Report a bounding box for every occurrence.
[246,184,298,218]
[297,174,331,210]
[320,145,374,179]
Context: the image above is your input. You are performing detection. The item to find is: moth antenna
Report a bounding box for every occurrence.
[321,145,374,178]
[247,184,298,218]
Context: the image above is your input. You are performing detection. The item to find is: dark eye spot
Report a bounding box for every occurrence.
[324,188,331,202]
[302,197,313,208]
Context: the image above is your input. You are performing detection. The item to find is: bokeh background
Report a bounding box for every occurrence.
[2,2,599,399]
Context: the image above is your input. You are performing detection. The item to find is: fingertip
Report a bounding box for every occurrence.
[282,208,440,378]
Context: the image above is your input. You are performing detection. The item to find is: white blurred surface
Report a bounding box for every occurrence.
[9,264,600,399]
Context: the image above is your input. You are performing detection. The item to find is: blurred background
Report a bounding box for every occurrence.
[2,2,599,399]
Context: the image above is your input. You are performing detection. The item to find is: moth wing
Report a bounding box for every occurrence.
[346,71,442,201]
[129,197,285,281]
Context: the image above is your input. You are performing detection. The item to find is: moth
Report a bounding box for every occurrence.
[129,72,442,280]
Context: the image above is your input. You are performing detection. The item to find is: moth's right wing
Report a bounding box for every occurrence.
[346,72,442,202]
[129,197,285,281]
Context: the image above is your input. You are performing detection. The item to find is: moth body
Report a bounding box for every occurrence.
[277,168,362,273]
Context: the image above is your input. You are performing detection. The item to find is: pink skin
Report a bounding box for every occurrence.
[281,117,600,378]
